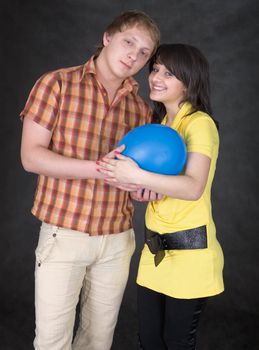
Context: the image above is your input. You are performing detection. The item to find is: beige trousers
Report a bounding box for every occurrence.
[34,222,135,350]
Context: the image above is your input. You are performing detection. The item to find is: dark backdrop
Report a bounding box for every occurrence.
[1,1,259,349]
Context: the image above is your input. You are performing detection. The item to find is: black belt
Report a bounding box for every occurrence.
[145,225,207,266]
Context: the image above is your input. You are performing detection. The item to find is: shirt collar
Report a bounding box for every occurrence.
[162,102,193,128]
[81,56,139,94]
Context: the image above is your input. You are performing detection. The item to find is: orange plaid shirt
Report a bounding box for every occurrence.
[20,56,152,235]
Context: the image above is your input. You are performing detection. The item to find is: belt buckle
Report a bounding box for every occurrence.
[145,229,163,254]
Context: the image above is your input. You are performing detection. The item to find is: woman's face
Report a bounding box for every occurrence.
[148,63,186,108]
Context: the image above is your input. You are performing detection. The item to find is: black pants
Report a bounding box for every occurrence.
[137,285,207,350]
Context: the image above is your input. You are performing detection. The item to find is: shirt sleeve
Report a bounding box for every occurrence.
[20,72,61,131]
[184,116,219,158]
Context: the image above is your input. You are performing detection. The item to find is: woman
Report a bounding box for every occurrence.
[98,44,224,350]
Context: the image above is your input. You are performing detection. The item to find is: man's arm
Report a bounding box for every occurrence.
[97,152,211,201]
[21,117,105,179]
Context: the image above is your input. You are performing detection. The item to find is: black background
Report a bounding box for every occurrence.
[1,0,259,349]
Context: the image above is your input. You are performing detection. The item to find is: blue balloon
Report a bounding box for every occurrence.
[117,124,187,175]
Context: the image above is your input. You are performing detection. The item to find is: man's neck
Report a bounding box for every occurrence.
[95,54,124,93]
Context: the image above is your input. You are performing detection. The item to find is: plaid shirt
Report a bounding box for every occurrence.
[20,56,152,235]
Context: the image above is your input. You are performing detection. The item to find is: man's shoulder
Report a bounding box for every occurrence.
[43,62,87,84]
[38,56,95,86]
[134,94,151,109]
[126,80,150,111]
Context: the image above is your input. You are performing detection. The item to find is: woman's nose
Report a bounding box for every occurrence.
[151,72,162,82]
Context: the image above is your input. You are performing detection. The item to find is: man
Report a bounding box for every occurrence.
[20,10,160,350]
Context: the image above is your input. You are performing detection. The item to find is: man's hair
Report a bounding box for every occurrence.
[95,10,160,56]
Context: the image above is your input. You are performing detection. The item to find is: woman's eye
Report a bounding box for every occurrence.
[165,71,173,77]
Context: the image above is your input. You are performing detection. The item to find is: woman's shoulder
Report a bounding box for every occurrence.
[183,110,217,131]
[187,109,211,121]
[180,110,219,146]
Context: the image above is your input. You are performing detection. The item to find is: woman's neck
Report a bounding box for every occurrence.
[165,104,181,125]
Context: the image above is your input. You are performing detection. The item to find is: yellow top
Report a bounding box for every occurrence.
[137,102,224,298]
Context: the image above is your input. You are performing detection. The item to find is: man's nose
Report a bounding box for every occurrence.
[127,49,138,61]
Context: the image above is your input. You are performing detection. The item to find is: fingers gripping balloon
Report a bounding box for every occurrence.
[117,124,187,175]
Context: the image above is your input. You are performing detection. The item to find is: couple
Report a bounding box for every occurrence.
[20,10,224,350]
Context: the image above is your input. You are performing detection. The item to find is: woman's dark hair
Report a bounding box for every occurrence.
[149,43,218,128]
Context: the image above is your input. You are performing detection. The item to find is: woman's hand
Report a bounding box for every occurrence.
[97,152,140,184]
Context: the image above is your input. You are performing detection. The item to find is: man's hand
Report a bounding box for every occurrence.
[130,188,163,202]
[104,144,125,159]
[104,178,140,192]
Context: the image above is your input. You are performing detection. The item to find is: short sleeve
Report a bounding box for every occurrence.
[184,116,219,158]
[20,72,61,131]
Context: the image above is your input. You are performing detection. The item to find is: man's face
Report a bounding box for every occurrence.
[102,25,155,80]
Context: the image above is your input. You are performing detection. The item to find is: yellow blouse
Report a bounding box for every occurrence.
[137,102,224,298]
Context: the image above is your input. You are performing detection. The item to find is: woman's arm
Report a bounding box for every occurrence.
[98,152,211,201]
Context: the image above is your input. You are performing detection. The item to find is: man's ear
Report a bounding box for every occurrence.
[103,32,111,47]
